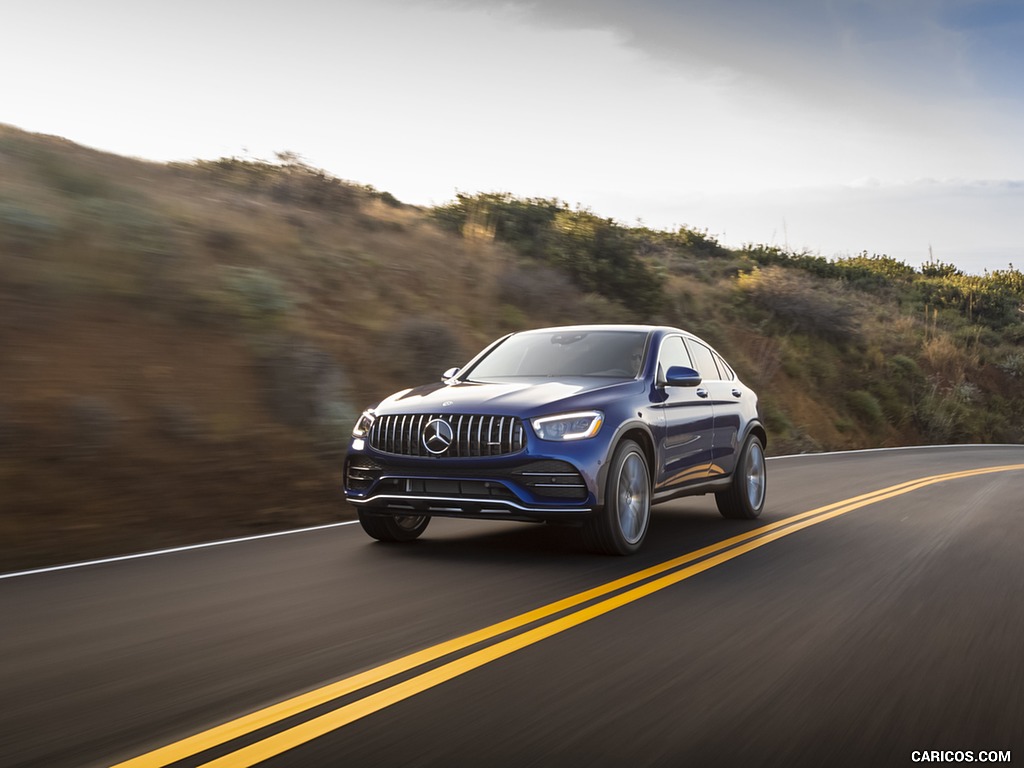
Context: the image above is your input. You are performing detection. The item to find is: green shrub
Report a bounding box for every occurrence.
[847,390,885,428]
[182,154,355,211]
[834,417,854,434]
[23,149,116,198]
[920,259,962,278]
[737,266,861,342]
[378,317,466,383]
[998,352,1024,378]
[914,274,1021,328]
[220,266,292,324]
[759,398,792,434]
[887,354,923,381]
[497,265,580,317]
[0,201,59,254]
[430,193,664,315]
[254,334,351,439]
[913,380,975,442]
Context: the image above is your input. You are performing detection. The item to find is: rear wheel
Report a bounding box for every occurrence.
[716,435,766,519]
[358,510,430,542]
[584,439,651,555]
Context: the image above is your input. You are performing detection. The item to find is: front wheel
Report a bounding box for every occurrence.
[584,439,651,555]
[716,435,767,519]
[358,510,430,542]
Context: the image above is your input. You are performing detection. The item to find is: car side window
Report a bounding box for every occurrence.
[685,340,722,380]
[658,336,693,381]
[713,352,735,381]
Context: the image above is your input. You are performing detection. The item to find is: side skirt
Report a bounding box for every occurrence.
[652,476,732,505]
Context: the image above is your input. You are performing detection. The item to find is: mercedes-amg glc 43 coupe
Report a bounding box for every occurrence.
[344,325,767,554]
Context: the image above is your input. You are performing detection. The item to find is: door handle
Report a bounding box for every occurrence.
[696,387,709,399]
[732,388,742,398]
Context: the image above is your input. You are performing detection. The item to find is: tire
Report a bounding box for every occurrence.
[716,435,767,519]
[358,510,430,542]
[584,439,651,555]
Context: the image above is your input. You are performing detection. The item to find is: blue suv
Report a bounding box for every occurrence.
[344,325,767,554]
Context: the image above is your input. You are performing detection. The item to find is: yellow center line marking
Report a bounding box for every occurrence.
[115,463,1024,768]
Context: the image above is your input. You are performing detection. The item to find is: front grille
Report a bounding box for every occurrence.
[369,413,526,458]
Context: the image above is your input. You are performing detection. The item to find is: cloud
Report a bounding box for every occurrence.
[415,0,1024,156]
[420,1,974,94]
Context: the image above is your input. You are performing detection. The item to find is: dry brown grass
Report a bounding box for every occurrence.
[920,333,978,384]
[737,266,863,342]
[2,123,1020,569]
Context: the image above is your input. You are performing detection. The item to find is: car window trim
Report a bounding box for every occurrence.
[654,333,695,385]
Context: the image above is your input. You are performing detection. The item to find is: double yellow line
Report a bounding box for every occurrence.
[117,463,1024,768]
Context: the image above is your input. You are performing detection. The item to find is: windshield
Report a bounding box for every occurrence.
[465,330,649,381]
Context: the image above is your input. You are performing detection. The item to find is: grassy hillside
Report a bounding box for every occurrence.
[1,124,1022,570]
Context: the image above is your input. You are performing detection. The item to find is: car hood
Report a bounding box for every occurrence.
[374,377,643,418]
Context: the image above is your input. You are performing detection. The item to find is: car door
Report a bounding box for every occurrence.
[684,339,740,478]
[649,335,716,491]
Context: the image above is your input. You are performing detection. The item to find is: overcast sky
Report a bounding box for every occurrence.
[4,0,1023,272]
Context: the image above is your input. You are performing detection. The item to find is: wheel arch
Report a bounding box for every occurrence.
[595,422,656,506]
[743,420,768,451]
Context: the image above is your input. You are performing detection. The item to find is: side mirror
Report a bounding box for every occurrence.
[441,367,460,382]
[664,365,702,387]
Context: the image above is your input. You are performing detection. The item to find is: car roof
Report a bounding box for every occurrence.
[513,324,693,338]
[520,325,679,335]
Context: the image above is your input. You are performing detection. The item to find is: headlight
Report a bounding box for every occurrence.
[352,409,376,438]
[531,411,603,441]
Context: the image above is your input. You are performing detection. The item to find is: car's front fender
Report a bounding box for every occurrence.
[592,419,658,508]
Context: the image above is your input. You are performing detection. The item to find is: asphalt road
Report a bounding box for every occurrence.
[2,445,1023,768]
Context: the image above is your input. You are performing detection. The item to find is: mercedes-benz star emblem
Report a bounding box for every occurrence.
[422,418,454,455]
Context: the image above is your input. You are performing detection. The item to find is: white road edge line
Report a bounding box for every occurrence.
[0,521,360,581]
[4,444,1021,581]
[766,443,1022,460]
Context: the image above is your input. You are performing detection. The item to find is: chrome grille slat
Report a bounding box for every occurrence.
[369,414,526,458]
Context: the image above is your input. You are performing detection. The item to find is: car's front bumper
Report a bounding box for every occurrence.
[343,438,608,522]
